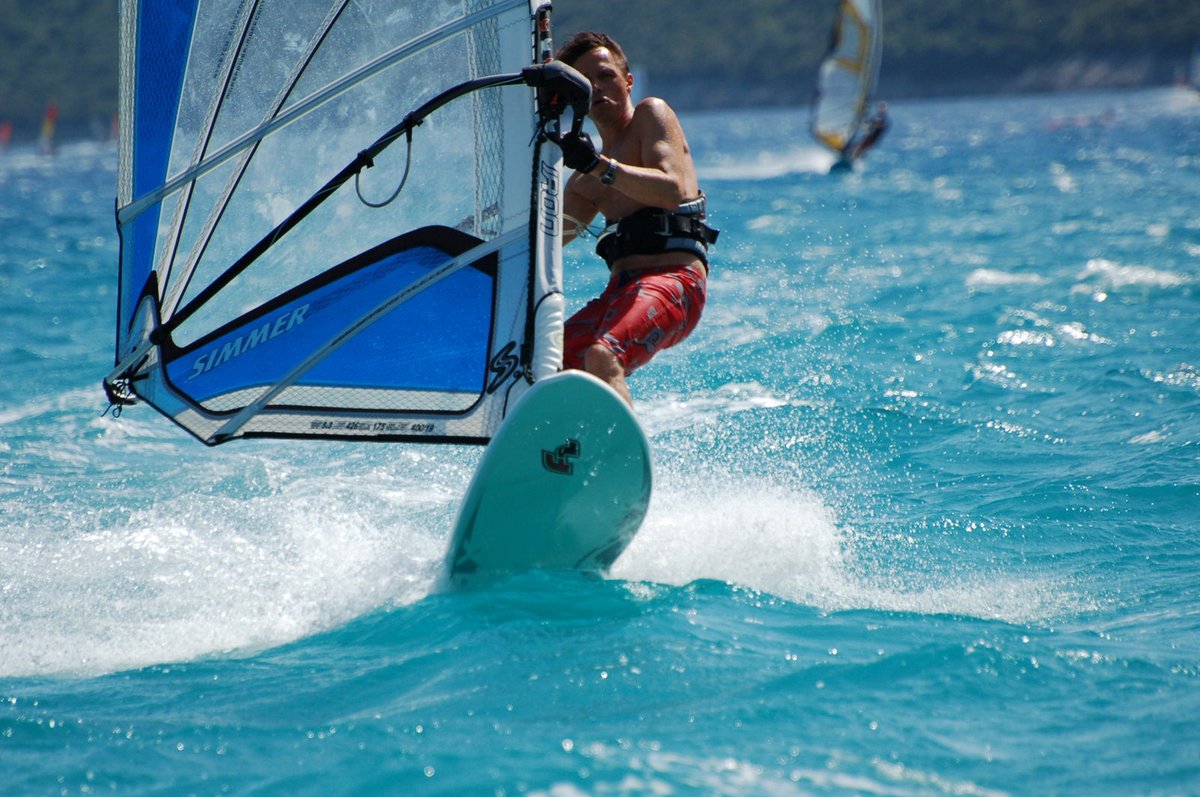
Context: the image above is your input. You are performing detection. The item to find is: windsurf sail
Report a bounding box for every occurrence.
[39,102,58,155]
[106,0,587,446]
[810,0,883,157]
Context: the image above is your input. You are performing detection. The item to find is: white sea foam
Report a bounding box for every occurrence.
[637,381,795,437]
[1128,428,1168,445]
[623,384,1089,624]
[1074,257,1190,291]
[968,359,1031,391]
[964,268,1046,290]
[611,467,1087,626]
[997,329,1056,347]
[1144,363,1200,393]
[700,147,833,181]
[611,478,850,602]
[0,452,457,677]
[530,747,1010,797]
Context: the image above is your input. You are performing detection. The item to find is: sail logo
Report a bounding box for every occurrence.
[539,160,559,237]
[487,341,519,393]
[542,438,580,475]
[188,304,310,380]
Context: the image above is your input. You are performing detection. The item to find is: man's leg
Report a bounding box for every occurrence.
[583,343,632,407]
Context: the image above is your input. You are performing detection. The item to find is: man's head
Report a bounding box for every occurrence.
[556,32,634,124]
[556,31,630,78]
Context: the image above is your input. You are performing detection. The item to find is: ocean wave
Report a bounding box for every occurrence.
[1073,257,1192,295]
[965,268,1047,290]
[1143,363,1200,394]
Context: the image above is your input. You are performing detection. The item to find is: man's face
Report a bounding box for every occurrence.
[571,47,633,122]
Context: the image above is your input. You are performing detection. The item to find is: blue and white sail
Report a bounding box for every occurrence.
[107,0,580,446]
[810,0,883,156]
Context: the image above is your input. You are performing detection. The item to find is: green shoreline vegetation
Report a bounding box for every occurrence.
[1,0,1197,143]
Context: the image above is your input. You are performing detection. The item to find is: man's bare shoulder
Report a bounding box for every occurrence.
[631,97,689,143]
[632,97,679,125]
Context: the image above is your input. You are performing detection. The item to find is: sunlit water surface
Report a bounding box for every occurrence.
[2,87,1198,795]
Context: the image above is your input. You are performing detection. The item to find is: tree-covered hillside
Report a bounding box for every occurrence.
[554,0,1200,107]
[1,0,1197,142]
[0,0,119,140]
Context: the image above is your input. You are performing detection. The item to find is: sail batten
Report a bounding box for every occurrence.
[109,0,568,447]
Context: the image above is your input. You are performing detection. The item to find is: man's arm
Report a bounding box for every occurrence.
[593,98,692,210]
[555,97,698,244]
[561,172,600,245]
[558,99,696,214]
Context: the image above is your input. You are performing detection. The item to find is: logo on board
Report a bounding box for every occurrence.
[542,438,580,475]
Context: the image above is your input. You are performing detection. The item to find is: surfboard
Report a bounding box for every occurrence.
[445,370,652,587]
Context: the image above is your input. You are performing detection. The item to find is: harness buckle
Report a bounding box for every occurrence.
[653,213,673,237]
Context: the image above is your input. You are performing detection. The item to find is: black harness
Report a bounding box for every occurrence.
[595,196,720,268]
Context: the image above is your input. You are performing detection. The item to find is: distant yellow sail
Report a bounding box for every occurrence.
[811,0,883,155]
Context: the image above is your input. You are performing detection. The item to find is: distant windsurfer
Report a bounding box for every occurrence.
[833,100,889,170]
[551,32,717,407]
[39,102,59,156]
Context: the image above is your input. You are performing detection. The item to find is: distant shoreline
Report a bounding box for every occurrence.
[661,54,1193,112]
[6,65,1194,149]
[5,0,1197,142]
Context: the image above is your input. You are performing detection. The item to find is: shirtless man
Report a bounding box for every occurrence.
[847,101,889,161]
[552,32,717,406]
[833,101,889,171]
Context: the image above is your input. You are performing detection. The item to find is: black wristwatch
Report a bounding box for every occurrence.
[600,159,618,185]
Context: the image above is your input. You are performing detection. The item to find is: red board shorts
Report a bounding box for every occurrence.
[563,263,707,374]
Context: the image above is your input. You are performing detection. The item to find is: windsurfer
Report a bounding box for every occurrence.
[838,100,889,167]
[552,32,716,407]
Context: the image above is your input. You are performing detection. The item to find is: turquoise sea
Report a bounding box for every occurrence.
[2,86,1199,795]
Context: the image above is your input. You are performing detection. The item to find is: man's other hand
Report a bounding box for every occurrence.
[552,130,602,174]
